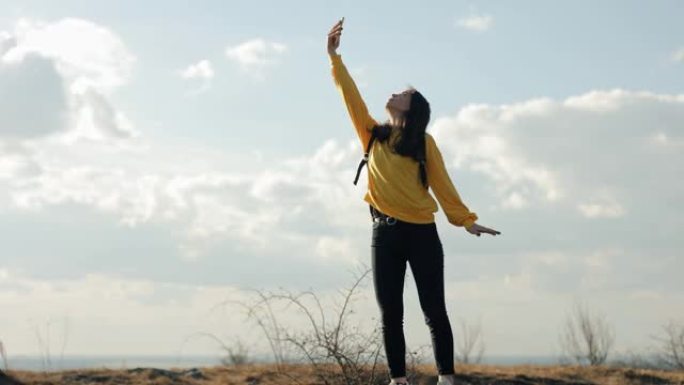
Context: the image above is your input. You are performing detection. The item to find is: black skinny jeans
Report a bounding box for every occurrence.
[371,207,456,378]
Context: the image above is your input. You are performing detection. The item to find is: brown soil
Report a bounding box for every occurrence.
[2,363,684,385]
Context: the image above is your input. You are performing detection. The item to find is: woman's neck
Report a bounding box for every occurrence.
[389,117,405,129]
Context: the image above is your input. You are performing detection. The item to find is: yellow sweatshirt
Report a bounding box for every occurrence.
[330,52,478,229]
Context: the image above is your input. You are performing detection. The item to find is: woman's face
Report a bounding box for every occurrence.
[385,88,414,113]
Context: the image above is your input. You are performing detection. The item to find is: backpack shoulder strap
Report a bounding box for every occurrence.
[353,130,377,185]
[417,134,428,189]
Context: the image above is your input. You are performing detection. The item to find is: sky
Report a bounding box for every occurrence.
[1,0,683,364]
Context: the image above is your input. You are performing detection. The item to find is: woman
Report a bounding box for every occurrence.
[327,18,501,385]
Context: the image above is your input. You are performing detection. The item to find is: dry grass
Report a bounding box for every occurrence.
[3,362,684,385]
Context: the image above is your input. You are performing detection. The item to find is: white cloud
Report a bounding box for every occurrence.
[0,30,14,56]
[2,84,684,357]
[562,89,683,112]
[314,236,357,263]
[351,66,369,88]
[180,59,214,80]
[672,47,684,63]
[225,38,287,80]
[3,18,135,91]
[0,54,68,138]
[0,268,331,356]
[66,88,138,142]
[0,267,386,357]
[456,14,493,32]
[649,131,684,147]
[179,60,215,96]
[2,87,683,262]
[2,252,682,358]
[2,135,364,261]
[0,141,41,180]
[3,87,682,263]
[430,89,684,221]
[0,18,138,144]
[577,199,625,219]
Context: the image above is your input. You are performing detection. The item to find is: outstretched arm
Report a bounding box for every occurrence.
[327,18,376,148]
[425,134,501,237]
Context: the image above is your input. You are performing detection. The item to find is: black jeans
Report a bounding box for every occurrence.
[370,207,456,378]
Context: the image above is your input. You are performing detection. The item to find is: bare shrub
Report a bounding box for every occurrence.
[453,316,485,364]
[608,349,660,370]
[212,264,391,385]
[405,343,431,384]
[2,338,25,384]
[652,320,684,370]
[221,336,252,366]
[1,339,7,372]
[178,331,255,368]
[558,300,615,366]
[29,316,70,372]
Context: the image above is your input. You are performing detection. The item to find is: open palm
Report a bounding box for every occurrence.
[467,223,501,237]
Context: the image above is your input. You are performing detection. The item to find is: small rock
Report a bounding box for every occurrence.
[181,368,207,380]
[0,369,24,385]
[127,367,180,379]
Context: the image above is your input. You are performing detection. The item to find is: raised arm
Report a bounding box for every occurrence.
[327,18,376,148]
[425,134,479,230]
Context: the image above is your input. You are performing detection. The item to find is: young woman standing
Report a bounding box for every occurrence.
[327,18,501,385]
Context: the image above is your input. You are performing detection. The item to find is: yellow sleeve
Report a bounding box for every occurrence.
[329,53,376,148]
[425,134,478,229]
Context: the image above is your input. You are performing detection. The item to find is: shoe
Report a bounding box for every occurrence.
[436,374,456,385]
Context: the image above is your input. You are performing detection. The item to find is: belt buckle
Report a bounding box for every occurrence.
[373,215,397,226]
[371,207,397,226]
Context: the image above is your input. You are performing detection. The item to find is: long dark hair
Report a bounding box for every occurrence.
[372,89,431,188]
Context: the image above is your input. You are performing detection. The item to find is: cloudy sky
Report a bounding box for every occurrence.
[1,0,683,362]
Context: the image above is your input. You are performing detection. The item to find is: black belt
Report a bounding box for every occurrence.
[369,205,399,225]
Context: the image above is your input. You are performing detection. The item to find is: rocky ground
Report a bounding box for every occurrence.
[2,363,684,385]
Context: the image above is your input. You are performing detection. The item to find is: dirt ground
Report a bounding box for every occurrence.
[3,362,684,385]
